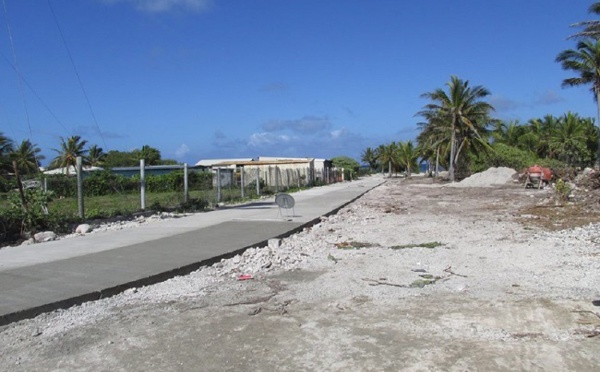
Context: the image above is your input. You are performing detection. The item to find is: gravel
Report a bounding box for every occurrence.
[1,177,599,371]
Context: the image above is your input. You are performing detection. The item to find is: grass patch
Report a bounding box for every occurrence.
[335,241,380,249]
[390,241,443,250]
[409,275,442,288]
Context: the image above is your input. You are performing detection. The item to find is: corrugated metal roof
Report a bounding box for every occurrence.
[214,159,314,166]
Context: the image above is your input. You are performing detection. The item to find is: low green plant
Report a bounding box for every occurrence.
[390,241,443,249]
[554,179,572,202]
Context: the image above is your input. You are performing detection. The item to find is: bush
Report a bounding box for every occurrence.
[46,174,77,198]
[83,171,136,196]
[1,188,73,244]
[470,143,538,173]
[0,175,15,193]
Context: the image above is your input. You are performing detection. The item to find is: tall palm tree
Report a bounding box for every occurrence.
[548,112,589,166]
[417,113,452,176]
[556,38,600,166]
[396,141,419,177]
[87,145,106,167]
[377,142,397,178]
[360,147,378,171]
[10,140,44,176]
[418,76,494,181]
[50,135,89,175]
[570,2,600,39]
[0,132,14,175]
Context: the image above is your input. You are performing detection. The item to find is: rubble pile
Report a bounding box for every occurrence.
[449,167,517,188]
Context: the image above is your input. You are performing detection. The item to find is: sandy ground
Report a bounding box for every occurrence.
[1,175,599,371]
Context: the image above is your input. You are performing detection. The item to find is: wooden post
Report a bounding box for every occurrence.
[12,161,28,213]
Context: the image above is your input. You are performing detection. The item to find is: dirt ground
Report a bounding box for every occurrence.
[1,176,599,371]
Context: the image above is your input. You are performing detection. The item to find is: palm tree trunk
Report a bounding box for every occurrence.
[449,129,456,182]
[388,160,392,178]
[435,147,440,178]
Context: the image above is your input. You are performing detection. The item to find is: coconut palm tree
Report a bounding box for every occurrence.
[556,38,600,166]
[569,2,600,39]
[416,112,452,176]
[10,140,44,176]
[376,142,398,178]
[50,135,89,175]
[360,147,378,171]
[396,141,419,177]
[418,76,494,181]
[0,132,14,175]
[548,112,589,166]
[87,145,106,167]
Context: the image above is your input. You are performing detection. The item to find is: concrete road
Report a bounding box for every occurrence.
[0,176,383,325]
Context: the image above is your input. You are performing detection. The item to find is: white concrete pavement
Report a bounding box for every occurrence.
[0,176,384,325]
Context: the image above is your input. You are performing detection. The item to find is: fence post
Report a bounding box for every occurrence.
[76,156,84,218]
[256,167,260,196]
[216,168,221,203]
[240,166,245,198]
[140,159,146,210]
[275,166,279,192]
[184,163,189,203]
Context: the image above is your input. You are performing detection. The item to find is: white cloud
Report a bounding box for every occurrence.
[330,128,346,139]
[534,90,565,105]
[101,0,213,13]
[175,143,190,158]
[248,132,293,147]
[262,115,331,134]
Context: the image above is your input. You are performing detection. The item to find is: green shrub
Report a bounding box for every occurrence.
[83,171,136,196]
[46,174,77,198]
[555,179,572,202]
[470,143,538,173]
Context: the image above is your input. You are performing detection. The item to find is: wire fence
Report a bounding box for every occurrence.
[1,164,343,220]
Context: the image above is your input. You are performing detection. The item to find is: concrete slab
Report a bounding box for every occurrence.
[0,176,383,325]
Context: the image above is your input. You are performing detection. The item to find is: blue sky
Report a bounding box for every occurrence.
[0,0,598,166]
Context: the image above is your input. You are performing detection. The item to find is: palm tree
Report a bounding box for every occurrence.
[133,145,161,165]
[377,142,397,178]
[548,112,589,166]
[416,113,452,177]
[556,39,600,166]
[396,141,419,177]
[418,76,494,181]
[87,145,106,167]
[0,132,14,175]
[50,135,89,175]
[360,147,378,171]
[10,140,44,176]
[570,2,600,39]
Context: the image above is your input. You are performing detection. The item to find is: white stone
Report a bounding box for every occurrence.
[34,231,56,242]
[75,224,92,234]
[268,239,281,249]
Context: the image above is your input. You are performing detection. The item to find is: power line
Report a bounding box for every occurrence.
[47,0,108,150]
[2,0,32,138]
[0,50,72,135]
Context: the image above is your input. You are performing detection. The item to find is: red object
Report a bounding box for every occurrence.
[237,274,253,281]
[527,165,552,181]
